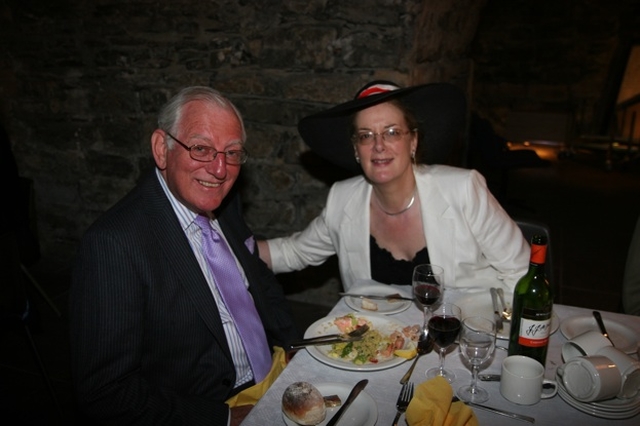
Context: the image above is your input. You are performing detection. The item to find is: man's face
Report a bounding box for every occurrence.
[152,100,244,215]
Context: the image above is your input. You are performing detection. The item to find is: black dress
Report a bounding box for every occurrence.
[369,235,430,285]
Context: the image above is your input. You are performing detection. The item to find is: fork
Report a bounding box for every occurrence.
[496,288,512,321]
[392,381,414,426]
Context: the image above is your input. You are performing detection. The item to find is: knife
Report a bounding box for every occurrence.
[479,374,555,389]
[454,397,535,423]
[338,292,414,301]
[490,288,504,332]
[285,336,364,351]
[325,379,368,426]
[478,374,501,381]
[593,310,615,346]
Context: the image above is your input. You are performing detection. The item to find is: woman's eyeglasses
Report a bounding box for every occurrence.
[352,128,416,146]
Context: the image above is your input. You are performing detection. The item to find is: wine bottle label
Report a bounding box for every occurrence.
[517,308,552,348]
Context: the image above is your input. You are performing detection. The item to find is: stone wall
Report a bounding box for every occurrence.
[470,0,640,137]
[1,0,638,305]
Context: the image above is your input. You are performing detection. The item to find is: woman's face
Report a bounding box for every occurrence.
[353,102,417,186]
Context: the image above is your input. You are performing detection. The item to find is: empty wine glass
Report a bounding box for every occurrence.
[457,316,496,403]
[412,264,444,322]
[426,303,462,382]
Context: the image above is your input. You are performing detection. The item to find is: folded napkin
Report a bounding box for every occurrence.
[406,377,479,426]
[225,346,287,408]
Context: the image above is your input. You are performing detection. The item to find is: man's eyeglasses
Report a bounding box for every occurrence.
[165,131,249,165]
[352,128,416,146]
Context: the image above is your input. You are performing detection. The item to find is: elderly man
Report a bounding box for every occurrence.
[70,86,298,425]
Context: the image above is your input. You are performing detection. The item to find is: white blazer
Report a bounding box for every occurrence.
[268,165,530,292]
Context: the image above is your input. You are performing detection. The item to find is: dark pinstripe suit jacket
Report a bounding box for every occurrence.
[69,171,299,425]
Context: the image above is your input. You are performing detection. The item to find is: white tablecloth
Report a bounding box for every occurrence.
[241,286,640,425]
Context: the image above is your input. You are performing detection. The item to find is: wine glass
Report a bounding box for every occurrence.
[457,316,496,403]
[412,264,444,322]
[426,303,462,382]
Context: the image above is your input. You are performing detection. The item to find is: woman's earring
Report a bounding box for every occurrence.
[355,156,361,163]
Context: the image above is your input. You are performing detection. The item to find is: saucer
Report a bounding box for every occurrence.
[556,368,640,419]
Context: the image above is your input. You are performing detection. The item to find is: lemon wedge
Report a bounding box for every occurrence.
[394,347,417,359]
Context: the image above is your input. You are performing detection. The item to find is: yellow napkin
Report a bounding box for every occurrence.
[225,346,287,408]
[405,377,479,426]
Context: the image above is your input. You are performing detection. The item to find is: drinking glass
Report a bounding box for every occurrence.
[412,264,444,322]
[426,303,462,382]
[457,316,496,403]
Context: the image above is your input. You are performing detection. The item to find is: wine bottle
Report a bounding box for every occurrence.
[508,235,553,366]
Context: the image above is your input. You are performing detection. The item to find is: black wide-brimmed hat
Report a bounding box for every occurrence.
[298,80,467,174]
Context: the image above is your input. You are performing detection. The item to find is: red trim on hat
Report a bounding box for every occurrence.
[357,83,400,99]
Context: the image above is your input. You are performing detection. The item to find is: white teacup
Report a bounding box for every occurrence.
[562,330,612,361]
[560,355,621,402]
[500,355,558,405]
[596,346,640,399]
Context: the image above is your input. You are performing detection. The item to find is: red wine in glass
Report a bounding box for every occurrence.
[412,264,444,314]
[426,302,462,382]
[428,315,461,347]
[414,284,441,308]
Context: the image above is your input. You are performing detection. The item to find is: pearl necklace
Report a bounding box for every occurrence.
[375,189,416,216]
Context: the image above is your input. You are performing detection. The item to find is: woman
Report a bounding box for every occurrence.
[258,81,529,291]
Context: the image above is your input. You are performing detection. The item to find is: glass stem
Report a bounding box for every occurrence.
[470,364,479,392]
[439,347,446,374]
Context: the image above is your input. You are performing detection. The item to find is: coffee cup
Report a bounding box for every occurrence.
[500,355,558,405]
[562,330,612,361]
[560,355,621,402]
[596,346,640,399]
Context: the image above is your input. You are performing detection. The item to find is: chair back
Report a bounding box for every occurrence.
[514,219,555,285]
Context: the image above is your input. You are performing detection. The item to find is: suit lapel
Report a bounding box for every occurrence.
[417,167,456,284]
[340,181,371,281]
[142,172,232,359]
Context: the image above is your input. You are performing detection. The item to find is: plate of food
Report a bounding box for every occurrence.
[282,382,377,426]
[451,290,559,340]
[303,313,419,371]
[560,315,638,354]
[344,282,413,315]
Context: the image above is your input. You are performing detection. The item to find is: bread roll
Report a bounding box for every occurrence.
[282,382,326,425]
[361,298,378,311]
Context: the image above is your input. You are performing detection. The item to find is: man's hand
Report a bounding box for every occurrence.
[230,404,254,426]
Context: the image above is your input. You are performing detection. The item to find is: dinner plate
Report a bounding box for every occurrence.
[451,290,559,340]
[303,313,414,371]
[560,316,638,354]
[344,282,413,315]
[282,382,378,426]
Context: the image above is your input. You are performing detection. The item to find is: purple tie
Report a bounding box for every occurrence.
[195,215,271,383]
